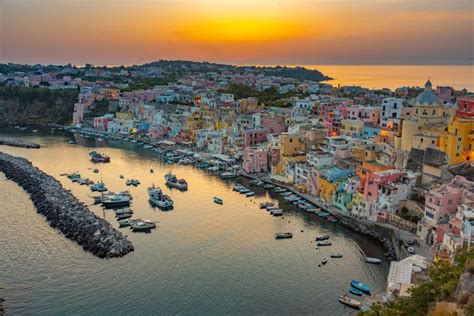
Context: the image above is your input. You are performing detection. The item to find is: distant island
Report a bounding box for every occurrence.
[0,60,331,82]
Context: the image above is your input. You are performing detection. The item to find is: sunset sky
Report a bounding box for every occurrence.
[1,0,473,66]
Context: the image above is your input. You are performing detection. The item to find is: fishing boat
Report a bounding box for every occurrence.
[114,208,133,215]
[270,209,283,216]
[164,172,188,190]
[338,294,362,309]
[350,280,371,294]
[131,220,157,232]
[350,287,364,296]
[331,253,343,258]
[116,211,133,220]
[316,234,330,241]
[67,172,81,180]
[275,232,293,239]
[148,185,173,209]
[89,151,110,163]
[118,218,140,228]
[214,197,223,205]
[102,194,131,208]
[220,172,238,180]
[260,202,275,209]
[91,182,107,192]
[321,257,328,265]
[365,257,382,264]
[317,240,332,246]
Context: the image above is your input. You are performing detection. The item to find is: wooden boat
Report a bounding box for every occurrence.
[365,257,382,264]
[275,232,293,239]
[350,287,364,296]
[316,234,330,241]
[338,295,362,309]
[351,280,371,294]
[317,241,332,246]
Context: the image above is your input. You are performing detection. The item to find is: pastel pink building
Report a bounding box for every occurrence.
[364,169,404,202]
[424,176,474,226]
[260,116,286,135]
[244,129,270,148]
[93,116,113,130]
[148,126,170,140]
[347,106,380,124]
[72,103,85,125]
[243,147,269,173]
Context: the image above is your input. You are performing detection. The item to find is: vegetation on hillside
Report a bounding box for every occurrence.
[219,83,307,108]
[362,248,474,316]
[0,86,78,124]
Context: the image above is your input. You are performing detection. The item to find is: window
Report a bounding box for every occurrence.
[458,137,462,142]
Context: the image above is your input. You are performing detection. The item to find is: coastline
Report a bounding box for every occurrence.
[0,151,134,258]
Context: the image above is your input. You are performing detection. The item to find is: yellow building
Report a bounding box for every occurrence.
[115,112,133,120]
[341,119,364,138]
[278,133,305,157]
[439,98,474,166]
[399,80,449,151]
[186,106,219,131]
[317,175,337,204]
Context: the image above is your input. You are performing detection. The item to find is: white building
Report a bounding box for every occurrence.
[381,98,405,129]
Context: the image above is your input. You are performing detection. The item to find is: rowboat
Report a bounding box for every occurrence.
[351,280,371,294]
[338,295,362,309]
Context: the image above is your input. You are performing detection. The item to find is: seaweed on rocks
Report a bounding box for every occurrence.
[0,152,133,258]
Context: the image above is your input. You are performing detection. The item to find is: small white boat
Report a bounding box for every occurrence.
[321,257,328,265]
[331,253,343,258]
[245,191,255,197]
[365,257,382,264]
[338,295,361,309]
[275,232,293,239]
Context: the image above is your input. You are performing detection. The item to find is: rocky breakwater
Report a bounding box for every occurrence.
[0,152,134,258]
[0,139,40,149]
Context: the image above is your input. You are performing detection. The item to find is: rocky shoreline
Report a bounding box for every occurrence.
[0,152,134,258]
[0,139,40,149]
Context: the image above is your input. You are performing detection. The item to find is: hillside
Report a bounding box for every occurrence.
[0,86,78,125]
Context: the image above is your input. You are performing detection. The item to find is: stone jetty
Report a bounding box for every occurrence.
[0,152,134,258]
[0,139,40,149]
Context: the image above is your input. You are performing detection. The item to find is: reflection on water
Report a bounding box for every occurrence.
[0,128,388,315]
[308,65,474,91]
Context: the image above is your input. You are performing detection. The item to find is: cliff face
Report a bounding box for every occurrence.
[0,86,78,125]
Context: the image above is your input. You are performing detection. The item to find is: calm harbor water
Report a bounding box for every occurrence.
[0,128,388,315]
[307,65,474,91]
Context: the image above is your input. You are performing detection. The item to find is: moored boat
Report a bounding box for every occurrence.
[102,194,131,208]
[331,253,343,258]
[131,220,157,232]
[317,240,332,246]
[338,294,362,309]
[148,185,173,209]
[321,257,328,265]
[220,172,238,179]
[260,202,275,209]
[316,234,330,241]
[365,257,382,264]
[214,197,223,204]
[91,182,107,192]
[89,151,110,163]
[350,280,371,294]
[350,287,364,296]
[165,172,188,190]
[275,232,293,239]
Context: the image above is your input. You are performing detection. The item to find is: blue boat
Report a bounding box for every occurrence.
[350,287,363,296]
[351,280,371,294]
[214,197,223,205]
[318,211,330,217]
